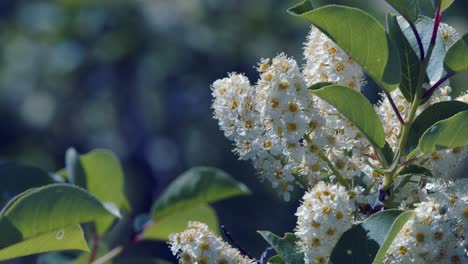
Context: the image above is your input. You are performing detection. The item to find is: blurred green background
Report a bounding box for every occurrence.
[0,0,467,263]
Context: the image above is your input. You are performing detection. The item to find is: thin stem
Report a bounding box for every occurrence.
[422,72,456,99]
[409,23,425,61]
[384,90,405,125]
[317,152,351,189]
[431,3,443,46]
[87,234,100,264]
[91,245,125,264]
[221,225,254,259]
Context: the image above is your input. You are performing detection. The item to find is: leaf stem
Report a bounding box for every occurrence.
[409,23,425,60]
[318,152,351,189]
[384,90,405,125]
[87,234,100,264]
[421,72,456,99]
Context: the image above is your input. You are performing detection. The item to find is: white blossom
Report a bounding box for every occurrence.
[295,182,357,264]
[168,221,255,264]
[303,26,365,90]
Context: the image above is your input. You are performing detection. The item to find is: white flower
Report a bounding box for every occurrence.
[383,202,465,264]
[168,221,255,264]
[303,26,365,90]
[295,182,357,264]
[439,22,460,47]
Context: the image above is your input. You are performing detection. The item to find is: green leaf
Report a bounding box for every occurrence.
[0,184,119,261]
[66,149,130,234]
[150,167,250,220]
[330,209,403,264]
[399,16,446,82]
[406,101,468,154]
[0,225,88,261]
[310,85,386,148]
[418,110,468,153]
[397,164,432,177]
[385,0,419,22]
[440,0,455,11]
[72,243,109,264]
[0,163,54,205]
[142,204,219,241]
[444,34,468,73]
[268,255,286,264]
[387,13,422,102]
[257,231,304,264]
[289,3,401,92]
[118,258,172,264]
[372,211,415,264]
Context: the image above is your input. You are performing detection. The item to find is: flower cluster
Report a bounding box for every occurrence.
[295,182,357,264]
[211,26,374,201]
[168,222,255,264]
[383,200,466,264]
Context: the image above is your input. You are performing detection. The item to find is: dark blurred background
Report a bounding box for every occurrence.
[0,0,466,263]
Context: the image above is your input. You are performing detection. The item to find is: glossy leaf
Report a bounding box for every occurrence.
[372,211,415,264]
[0,184,119,261]
[151,167,250,220]
[330,209,403,264]
[406,101,468,154]
[257,231,304,264]
[142,204,219,241]
[385,0,419,22]
[418,110,468,153]
[0,163,54,205]
[444,34,468,73]
[387,13,422,102]
[66,149,130,234]
[399,16,446,82]
[289,3,401,92]
[310,85,386,148]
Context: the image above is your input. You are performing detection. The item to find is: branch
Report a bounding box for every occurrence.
[87,234,100,264]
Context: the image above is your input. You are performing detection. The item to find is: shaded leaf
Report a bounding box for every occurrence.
[385,0,419,22]
[444,34,468,73]
[0,163,54,205]
[399,16,446,82]
[268,255,285,264]
[397,164,432,177]
[406,101,468,154]
[330,209,403,264]
[418,110,468,153]
[387,13,422,102]
[142,204,219,241]
[289,3,401,92]
[151,167,250,220]
[372,211,415,264]
[310,85,386,148]
[66,149,130,235]
[257,231,304,264]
